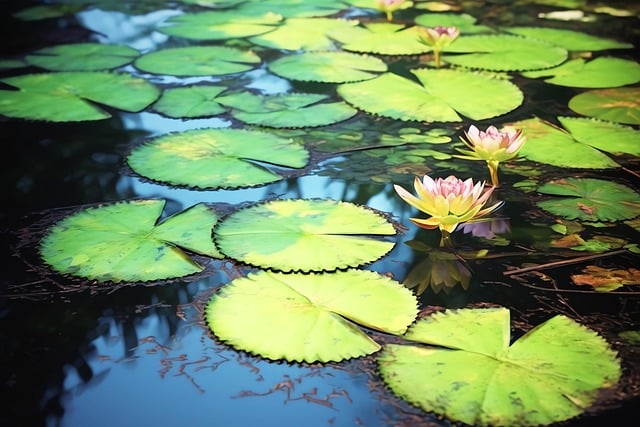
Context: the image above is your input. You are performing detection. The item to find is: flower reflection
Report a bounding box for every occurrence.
[456,125,526,187]
[461,217,511,240]
[416,26,460,67]
[393,174,502,247]
[403,247,472,295]
[374,0,412,21]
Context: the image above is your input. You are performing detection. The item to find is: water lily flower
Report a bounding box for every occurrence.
[394,175,502,246]
[374,0,412,21]
[455,125,527,187]
[416,26,460,67]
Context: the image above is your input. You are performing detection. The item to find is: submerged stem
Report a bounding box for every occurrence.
[439,230,454,249]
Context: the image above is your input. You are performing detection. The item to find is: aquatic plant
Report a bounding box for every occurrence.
[416,26,460,67]
[374,0,412,21]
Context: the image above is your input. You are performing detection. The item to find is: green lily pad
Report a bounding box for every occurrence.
[414,12,494,34]
[213,199,397,272]
[24,43,140,71]
[521,57,640,88]
[134,46,261,76]
[0,72,160,122]
[152,85,228,118]
[159,11,282,40]
[249,17,359,50]
[234,0,350,18]
[537,178,640,222]
[268,51,387,83]
[444,34,568,71]
[205,269,418,363]
[338,70,523,122]
[378,307,621,426]
[568,87,640,125]
[127,128,309,190]
[503,27,634,51]
[39,200,223,283]
[217,91,358,128]
[330,23,431,55]
[510,116,638,168]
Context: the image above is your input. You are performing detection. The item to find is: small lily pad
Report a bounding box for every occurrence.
[268,51,387,83]
[127,128,309,190]
[40,200,223,283]
[414,12,493,34]
[25,43,140,71]
[537,178,640,222]
[152,85,228,118]
[249,17,359,50]
[205,269,418,363]
[0,72,159,122]
[521,57,640,88]
[568,87,640,125]
[503,27,634,51]
[134,46,261,76]
[331,23,431,55]
[159,11,282,40]
[213,199,397,272]
[217,91,358,128]
[378,307,621,426]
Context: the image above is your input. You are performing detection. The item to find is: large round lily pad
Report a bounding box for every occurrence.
[521,57,640,88]
[568,87,640,125]
[127,128,310,190]
[205,269,418,363]
[159,11,282,40]
[213,199,397,272]
[378,307,621,426]
[536,178,640,222]
[25,43,140,71]
[40,200,223,283]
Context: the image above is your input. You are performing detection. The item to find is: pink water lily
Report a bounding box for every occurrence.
[374,0,412,21]
[394,175,502,244]
[416,26,460,67]
[456,125,527,187]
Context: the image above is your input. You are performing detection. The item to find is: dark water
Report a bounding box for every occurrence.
[1,1,639,426]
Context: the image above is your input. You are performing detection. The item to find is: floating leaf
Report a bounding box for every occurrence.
[39,200,223,282]
[444,34,567,71]
[24,43,140,71]
[0,72,159,121]
[249,17,359,50]
[217,91,357,128]
[571,265,640,292]
[134,46,261,76]
[268,51,387,83]
[537,178,640,222]
[213,199,397,272]
[521,57,640,88]
[235,0,350,18]
[557,116,640,156]
[378,307,621,426]
[414,12,494,34]
[338,70,523,122]
[568,87,640,125]
[503,27,634,51]
[205,269,418,362]
[159,11,282,40]
[127,128,309,190]
[331,23,431,55]
[509,117,621,168]
[152,85,228,118]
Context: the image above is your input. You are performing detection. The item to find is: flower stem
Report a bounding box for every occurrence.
[439,230,454,249]
[487,160,500,187]
[433,49,441,68]
[386,11,393,21]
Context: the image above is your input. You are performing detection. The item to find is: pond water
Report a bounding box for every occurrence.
[1,1,639,427]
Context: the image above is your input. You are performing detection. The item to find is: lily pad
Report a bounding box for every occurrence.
[234,0,350,18]
[568,87,640,125]
[127,128,309,190]
[205,269,418,363]
[330,23,431,55]
[25,43,140,71]
[152,85,228,118]
[338,70,523,122]
[444,34,568,71]
[503,27,634,51]
[537,178,640,222]
[249,17,359,50]
[134,46,261,76]
[159,11,282,40]
[378,307,621,426]
[217,91,358,128]
[510,116,638,168]
[267,51,387,83]
[39,200,223,283]
[521,57,640,88]
[0,72,160,122]
[414,12,494,34]
[213,199,397,272]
